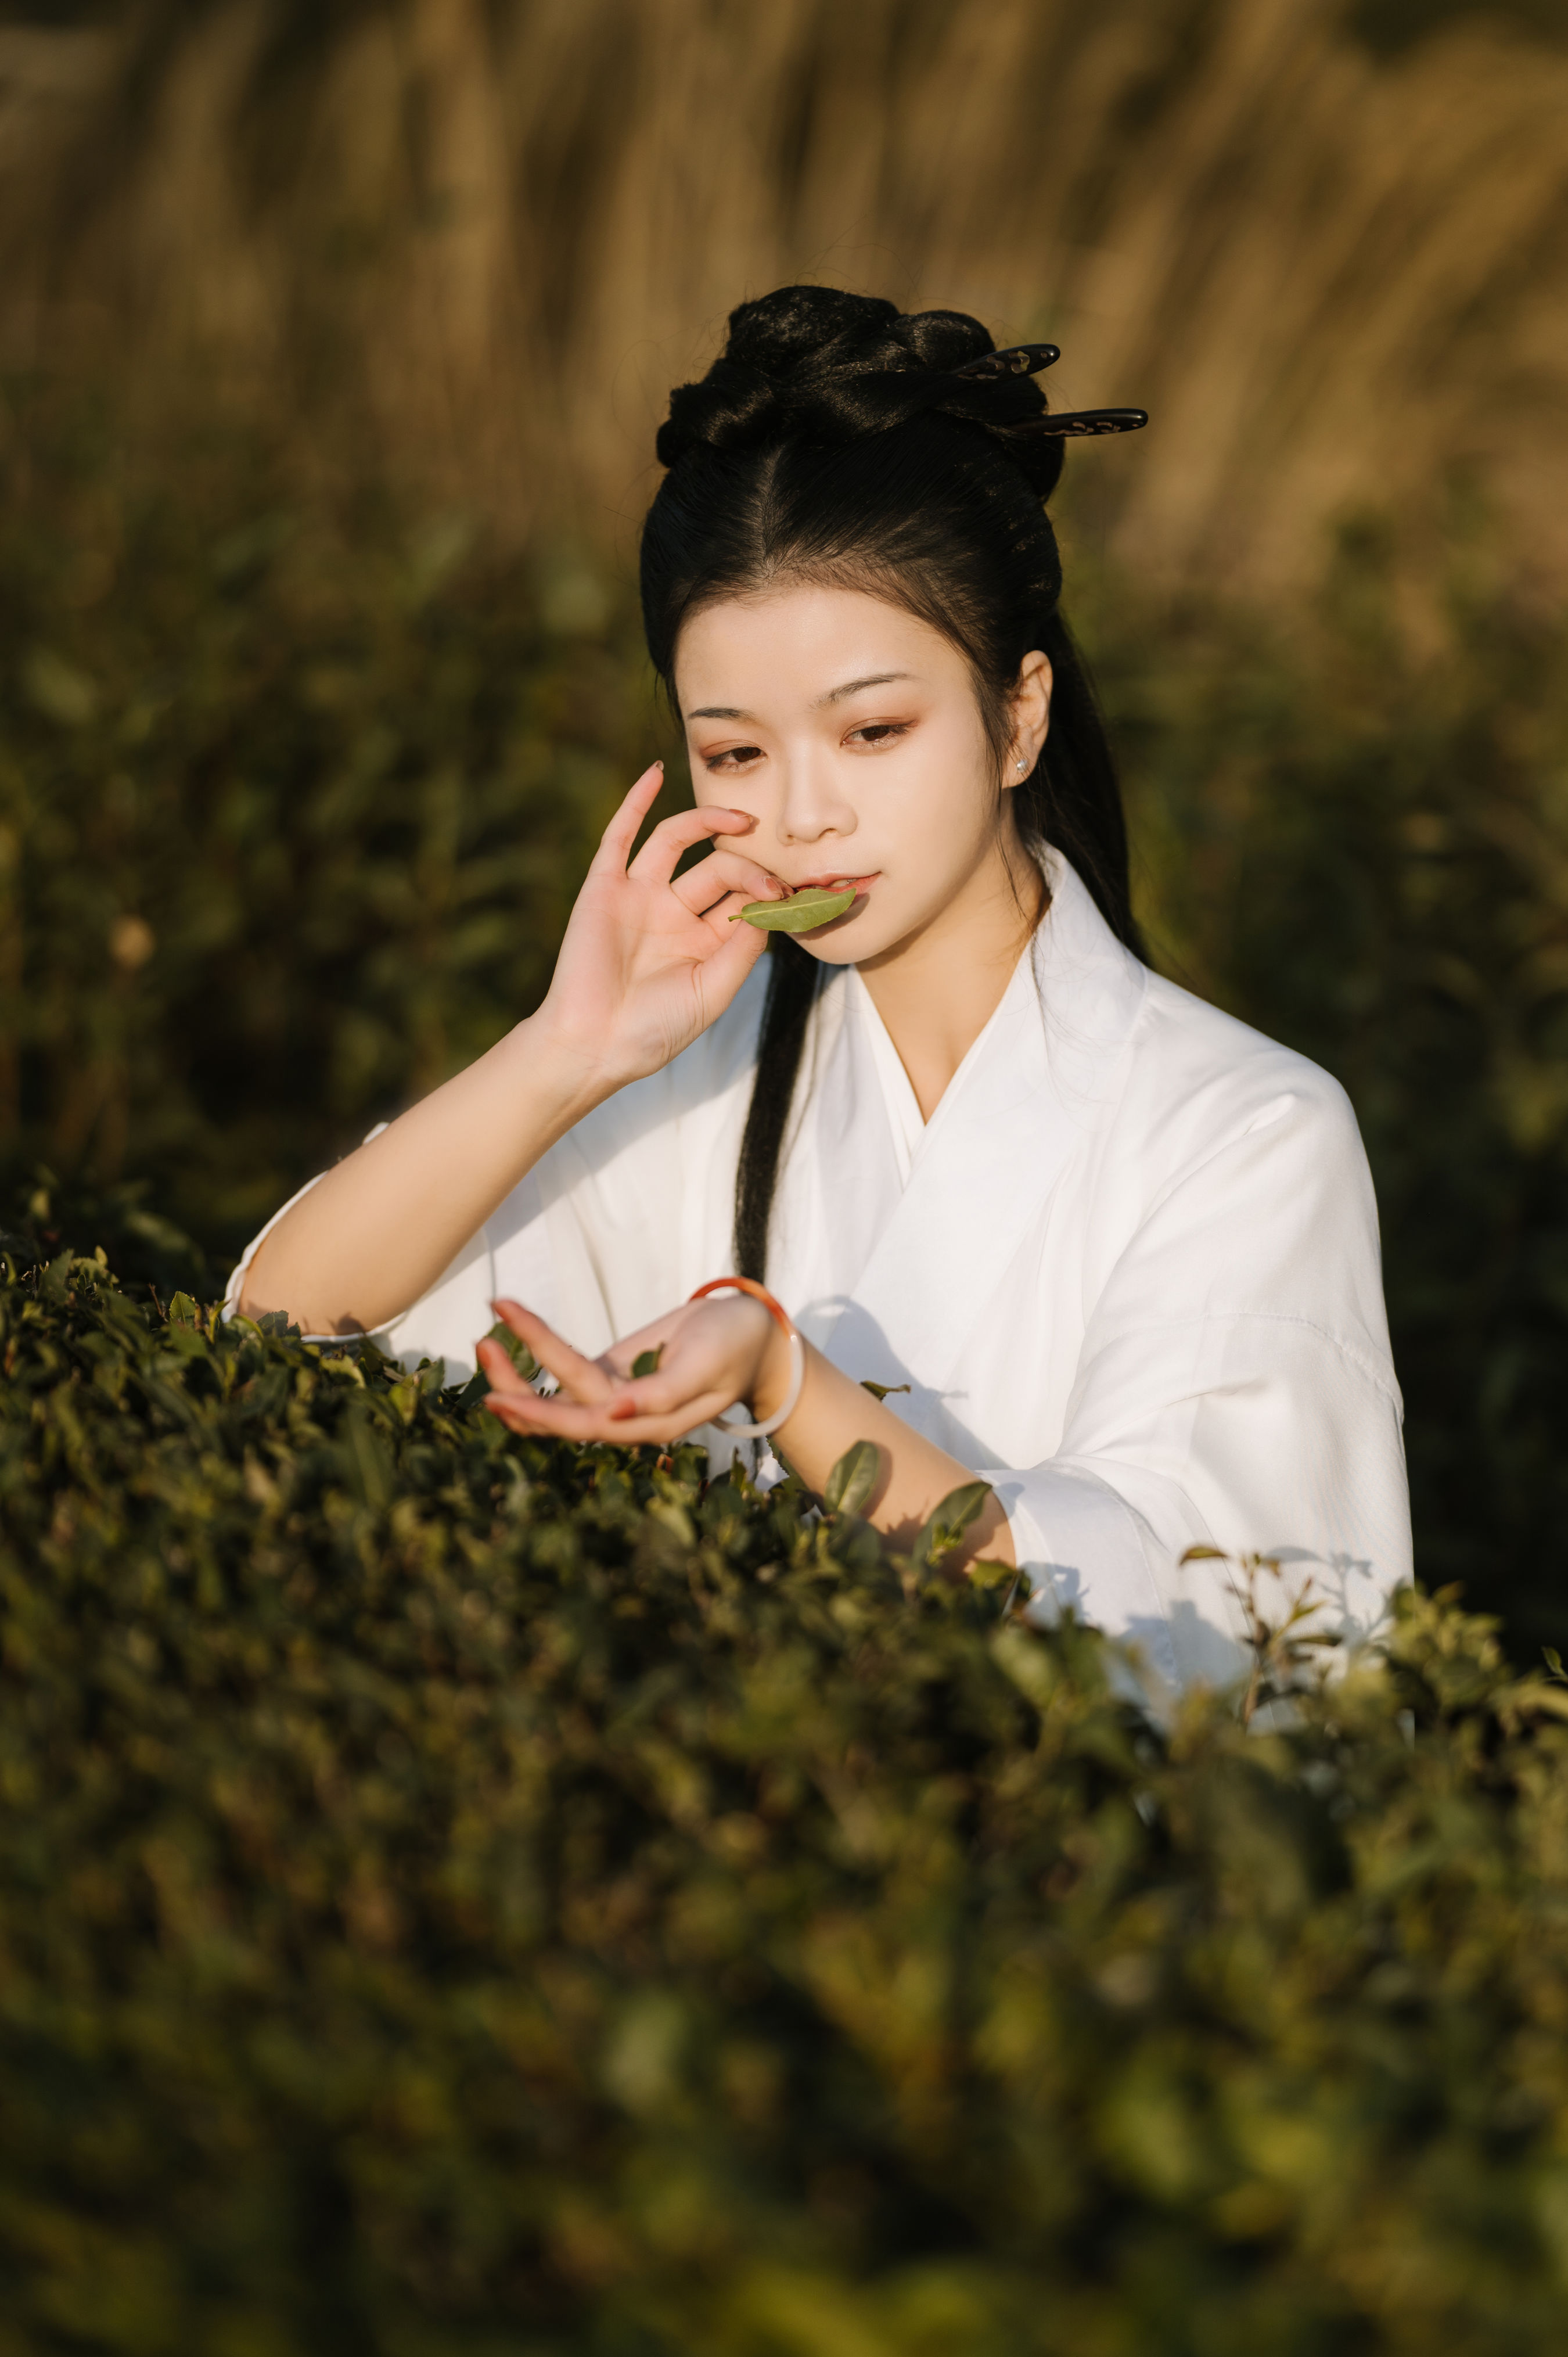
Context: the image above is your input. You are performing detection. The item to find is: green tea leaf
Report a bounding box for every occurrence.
[631,1345,664,1378]
[732,884,856,933]
[824,1438,880,1518]
[483,1318,539,1382]
[915,1478,992,1568]
[859,1378,911,1402]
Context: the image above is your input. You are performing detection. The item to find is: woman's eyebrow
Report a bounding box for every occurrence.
[815,670,915,706]
[686,670,915,723]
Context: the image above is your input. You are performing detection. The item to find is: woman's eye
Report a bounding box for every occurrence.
[848,722,909,749]
[703,744,764,773]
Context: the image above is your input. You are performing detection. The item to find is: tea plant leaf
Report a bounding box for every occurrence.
[823,1438,880,1517]
[483,1318,540,1382]
[631,1345,664,1378]
[914,1478,992,1569]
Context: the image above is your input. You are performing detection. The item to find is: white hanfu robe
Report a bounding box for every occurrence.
[229,851,1412,1692]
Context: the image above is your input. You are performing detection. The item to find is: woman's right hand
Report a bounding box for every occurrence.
[234,763,781,1339]
[534,761,785,1084]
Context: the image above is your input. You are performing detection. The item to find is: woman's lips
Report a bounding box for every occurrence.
[792,871,879,891]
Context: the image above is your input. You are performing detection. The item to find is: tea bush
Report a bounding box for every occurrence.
[0,419,668,1252]
[6,1229,1568,2354]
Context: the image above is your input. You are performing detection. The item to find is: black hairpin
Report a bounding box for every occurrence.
[1008,407,1149,438]
[952,342,1061,382]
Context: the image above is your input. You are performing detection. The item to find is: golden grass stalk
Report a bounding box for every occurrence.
[1,0,1566,594]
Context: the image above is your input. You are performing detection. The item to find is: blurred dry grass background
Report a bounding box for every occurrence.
[3,0,1568,595]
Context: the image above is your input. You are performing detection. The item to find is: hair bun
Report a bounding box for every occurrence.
[723,285,906,373]
[654,284,1140,500]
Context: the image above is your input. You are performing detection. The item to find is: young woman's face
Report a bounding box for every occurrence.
[675,584,1050,965]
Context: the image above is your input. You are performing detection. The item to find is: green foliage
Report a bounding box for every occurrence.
[0,1166,215,1299]
[913,1478,992,1574]
[0,416,667,1254]
[823,1439,880,1519]
[5,1239,1568,2350]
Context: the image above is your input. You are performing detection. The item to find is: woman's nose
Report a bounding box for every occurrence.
[774,746,857,847]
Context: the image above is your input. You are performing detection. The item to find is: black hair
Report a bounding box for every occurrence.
[639,285,1143,1282]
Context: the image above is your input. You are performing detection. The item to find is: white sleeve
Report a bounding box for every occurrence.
[980,1083,1411,1696]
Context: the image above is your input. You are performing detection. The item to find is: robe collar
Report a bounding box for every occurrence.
[817,849,1148,1397]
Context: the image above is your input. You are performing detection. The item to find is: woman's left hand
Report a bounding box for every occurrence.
[477,1292,790,1446]
[477,1291,1017,1575]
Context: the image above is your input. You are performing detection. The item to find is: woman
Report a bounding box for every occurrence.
[232,285,1411,1691]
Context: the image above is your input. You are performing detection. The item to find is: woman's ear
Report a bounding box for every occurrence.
[1005,650,1053,785]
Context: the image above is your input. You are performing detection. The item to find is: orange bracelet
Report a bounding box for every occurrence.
[688,1277,806,1439]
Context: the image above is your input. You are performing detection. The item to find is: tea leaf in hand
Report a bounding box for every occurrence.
[824,1438,880,1518]
[733,883,856,933]
[631,1345,664,1378]
[483,1319,540,1382]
